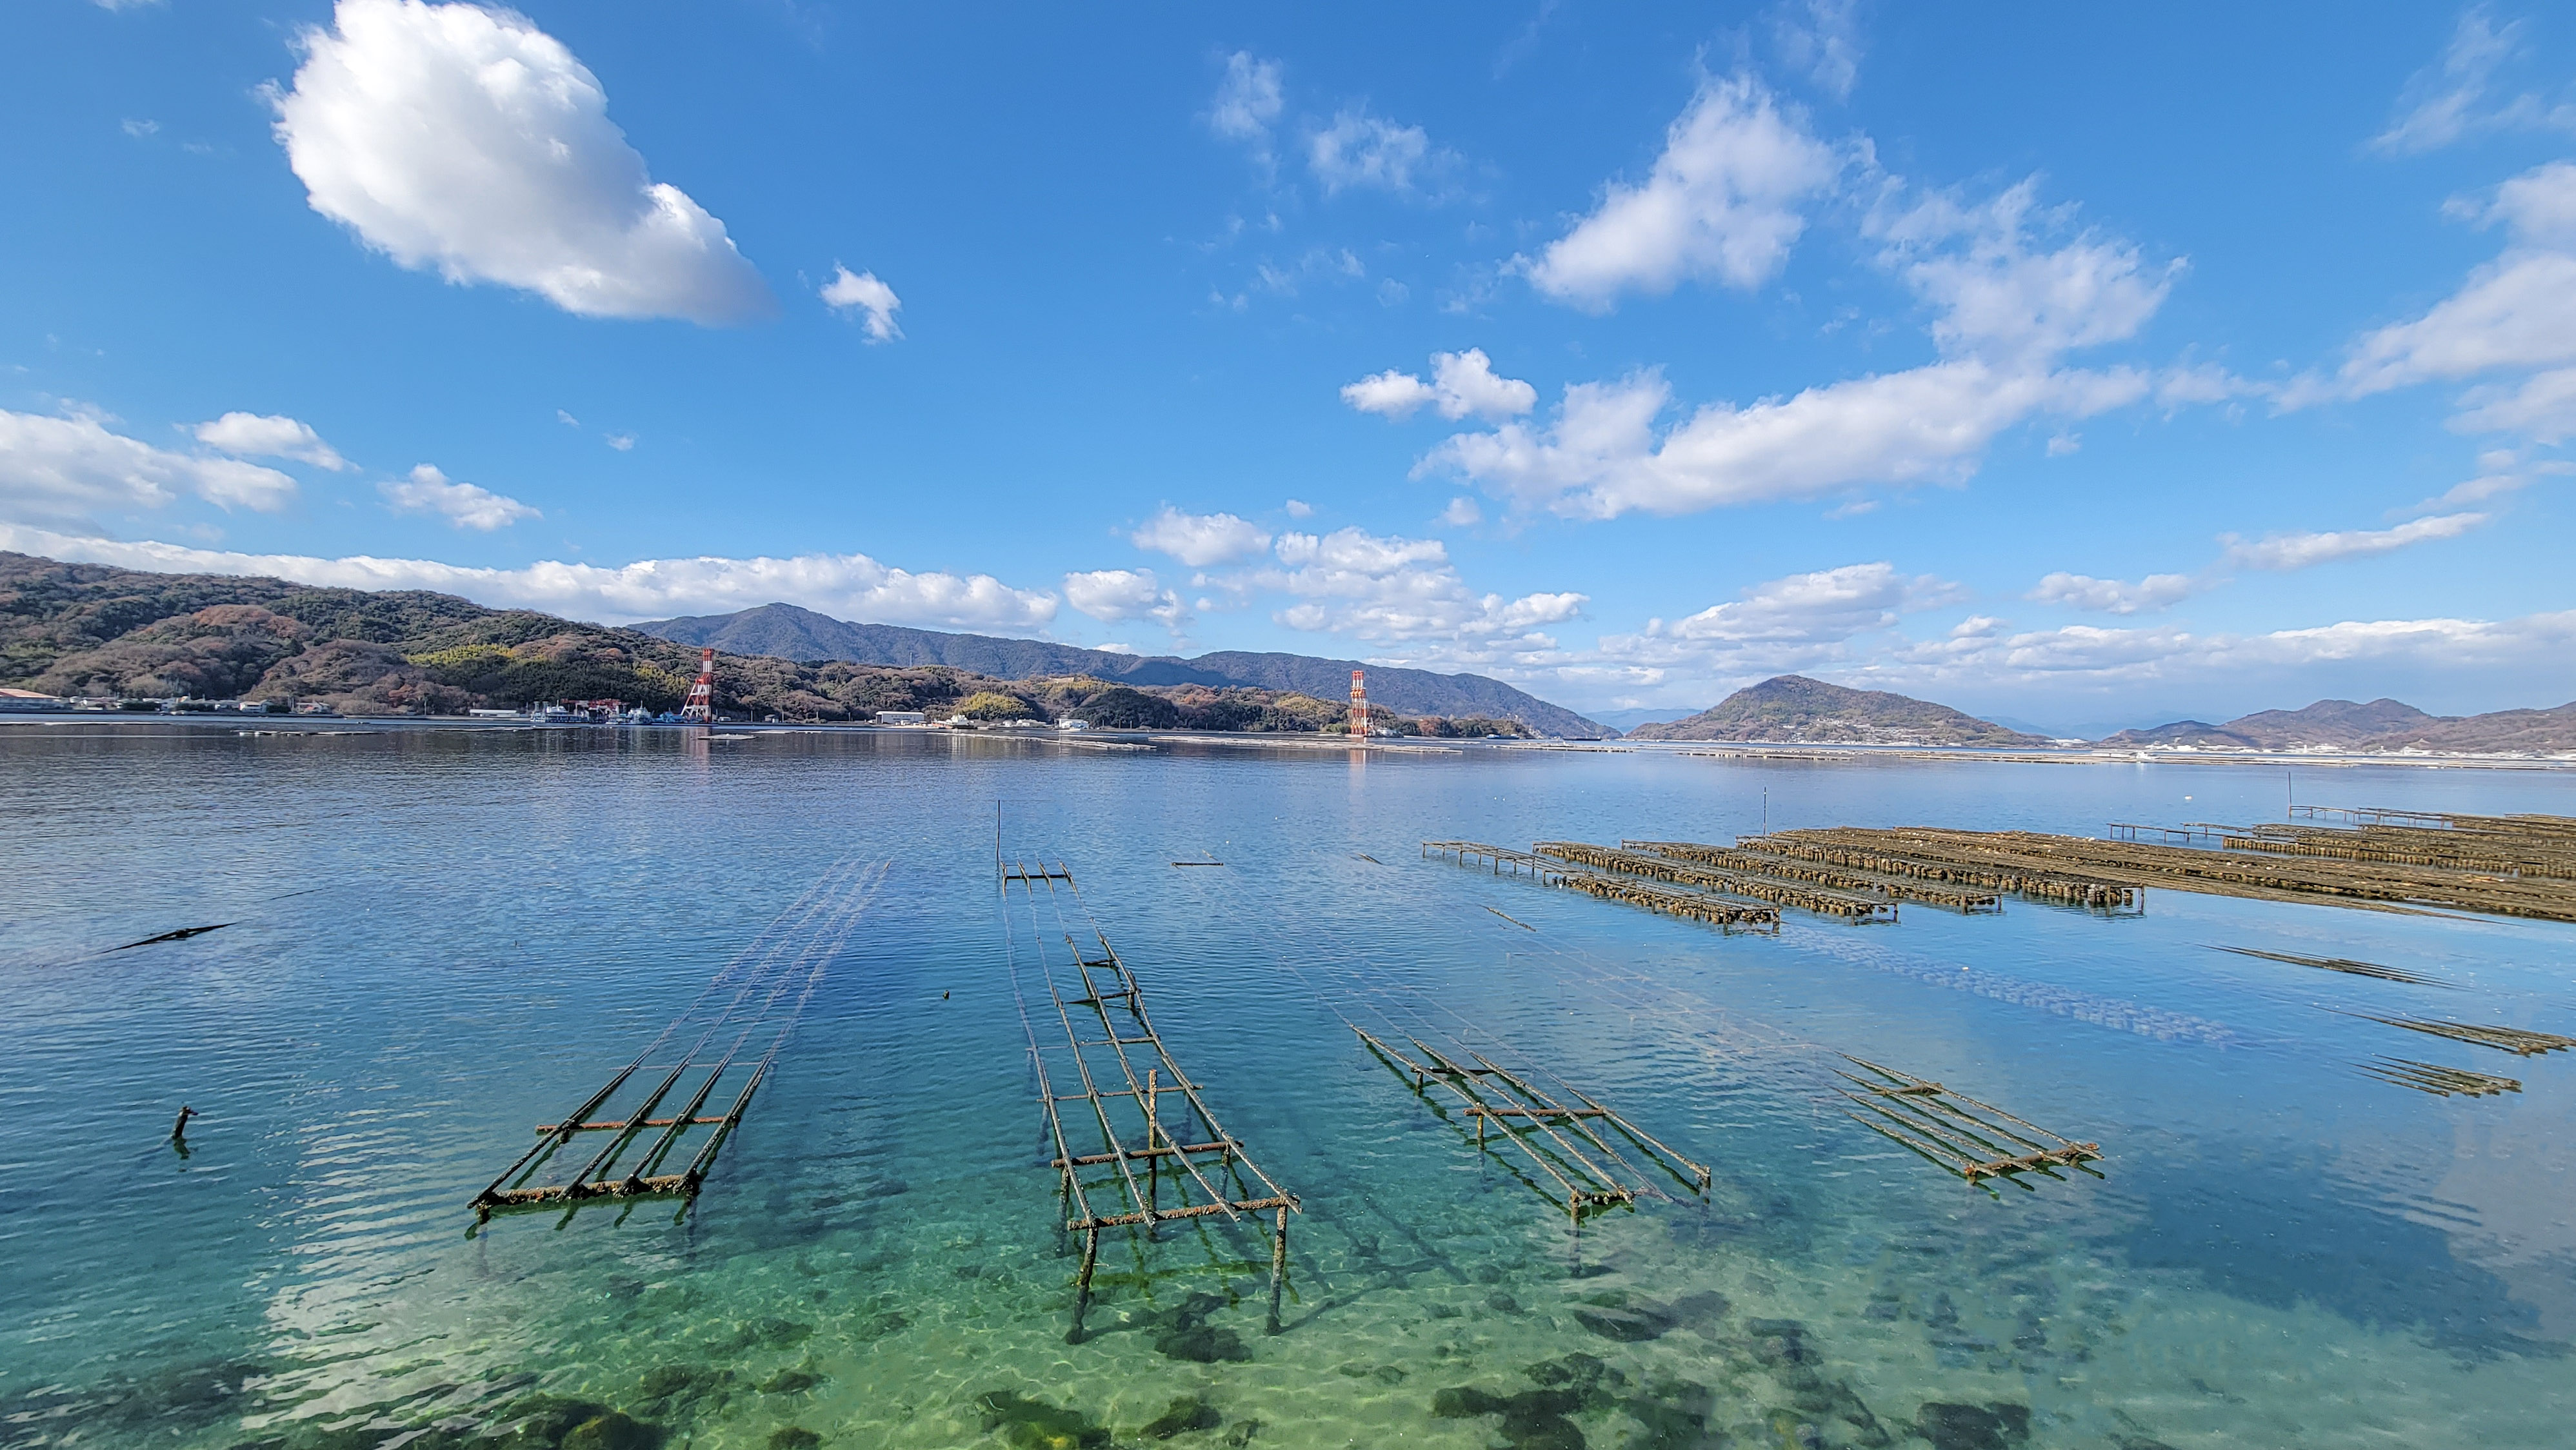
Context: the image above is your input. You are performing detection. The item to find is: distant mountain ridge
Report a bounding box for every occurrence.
[634,602,1612,737]
[1622,675,2048,746]
[2103,697,2576,754]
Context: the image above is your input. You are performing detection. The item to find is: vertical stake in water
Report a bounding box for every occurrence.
[1266,1207,1288,1335]
[1071,1226,1099,1343]
[1144,1067,1159,1226]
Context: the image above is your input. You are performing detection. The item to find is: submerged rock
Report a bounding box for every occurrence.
[1141,1291,1252,1364]
[854,1311,909,1342]
[635,1365,736,1422]
[1139,1395,1221,1439]
[739,1318,814,1349]
[560,1410,661,1450]
[760,1369,823,1395]
[1157,1325,1251,1364]
[976,1391,1109,1450]
[491,1393,616,1449]
[1914,1402,2029,1450]
[766,1429,822,1450]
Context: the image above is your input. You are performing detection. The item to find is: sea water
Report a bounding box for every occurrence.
[3,726,2573,1450]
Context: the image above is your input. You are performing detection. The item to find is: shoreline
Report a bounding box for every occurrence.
[8,713,2576,770]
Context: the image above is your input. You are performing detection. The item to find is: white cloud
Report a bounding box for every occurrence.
[1129,506,1272,568]
[2452,368,2576,442]
[122,118,159,137]
[1424,360,2145,518]
[1665,562,1956,645]
[1880,180,2177,366]
[1587,562,1959,684]
[1773,0,1862,102]
[1339,369,1437,419]
[1883,609,2576,696]
[1435,180,2175,518]
[1439,496,1482,527]
[379,464,539,530]
[820,265,903,342]
[2339,251,2576,395]
[0,408,297,524]
[2219,511,2488,571]
[2318,163,2576,421]
[555,409,580,427]
[1063,568,1187,633]
[1283,498,1314,519]
[1523,73,1839,308]
[1341,348,1535,421]
[193,412,349,470]
[0,524,1061,631]
[1255,526,1585,652]
[270,0,771,325]
[1308,108,1454,196]
[1208,52,1283,153]
[2029,571,2199,615]
[604,432,635,452]
[2371,6,2575,155]
[90,0,166,10]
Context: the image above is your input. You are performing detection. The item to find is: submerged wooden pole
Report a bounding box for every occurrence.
[1265,1206,1288,1335]
[1070,1226,1101,1343]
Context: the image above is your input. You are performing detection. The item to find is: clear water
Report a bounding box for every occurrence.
[5,726,2573,1450]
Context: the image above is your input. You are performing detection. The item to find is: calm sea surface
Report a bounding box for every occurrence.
[5,725,2574,1450]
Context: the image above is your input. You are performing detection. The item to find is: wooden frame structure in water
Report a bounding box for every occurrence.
[1000,861,1299,1342]
[468,857,888,1226]
[1353,1025,1710,1221]
[1836,1057,2104,1193]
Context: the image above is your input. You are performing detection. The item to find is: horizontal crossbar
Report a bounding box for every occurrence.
[1051,1139,1233,1167]
[1070,1193,1298,1231]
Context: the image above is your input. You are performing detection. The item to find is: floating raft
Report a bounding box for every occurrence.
[1421,840,1779,931]
[2209,944,2449,987]
[1537,840,1897,922]
[1353,1026,1708,1222]
[470,857,888,1223]
[1628,839,2005,913]
[1001,860,1297,1341]
[1778,824,2576,921]
[2334,1011,2576,1057]
[1835,1057,2102,1191]
[2357,1057,2522,1098]
[1732,833,2129,910]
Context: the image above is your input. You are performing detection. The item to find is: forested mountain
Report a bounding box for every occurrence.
[636,602,1610,736]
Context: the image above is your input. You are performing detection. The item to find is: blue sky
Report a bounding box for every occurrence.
[5,1,2573,734]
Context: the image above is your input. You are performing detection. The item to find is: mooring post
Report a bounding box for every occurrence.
[1475,1106,1486,1150]
[1070,1226,1100,1342]
[1265,1206,1288,1335]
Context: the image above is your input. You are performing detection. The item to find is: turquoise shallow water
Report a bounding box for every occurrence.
[4,724,2574,1450]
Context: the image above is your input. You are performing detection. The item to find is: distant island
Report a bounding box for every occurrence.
[0,553,1600,737]
[2101,697,2576,755]
[1624,675,2050,747]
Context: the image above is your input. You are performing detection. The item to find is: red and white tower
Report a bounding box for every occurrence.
[1348,669,1369,739]
[680,648,717,724]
